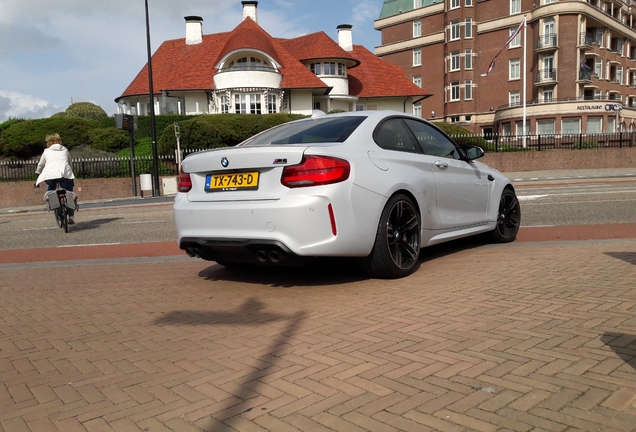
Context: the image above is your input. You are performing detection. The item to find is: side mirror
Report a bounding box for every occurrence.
[463,145,484,161]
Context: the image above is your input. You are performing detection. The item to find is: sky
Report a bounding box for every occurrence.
[0,0,384,123]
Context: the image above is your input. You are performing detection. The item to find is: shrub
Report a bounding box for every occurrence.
[432,121,490,151]
[134,114,195,141]
[87,127,129,153]
[0,117,96,158]
[157,113,305,155]
[50,112,67,118]
[65,102,108,121]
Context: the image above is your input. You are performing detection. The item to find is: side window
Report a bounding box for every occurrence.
[404,119,461,159]
[373,118,417,152]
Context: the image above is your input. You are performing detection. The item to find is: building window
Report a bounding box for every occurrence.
[355,104,364,111]
[562,118,581,134]
[338,63,346,76]
[309,63,322,75]
[607,117,616,132]
[450,51,460,71]
[509,27,521,48]
[594,89,602,99]
[537,120,555,134]
[502,123,512,135]
[414,103,422,117]
[509,59,521,80]
[414,0,423,7]
[314,101,322,110]
[413,48,422,66]
[516,120,529,135]
[542,87,554,102]
[450,81,460,101]
[465,0,472,6]
[595,58,603,79]
[509,90,520,106]
[616,66,623,85]
[450,116,460,123]
[324,62,336,75]
[235,94,262,114]
[465,80,473,99]
[267,94,277,113]
[413,20,422,38]
[465,49,473,69]
[450,0,460,9]
[220,95,230,114]
[465,18,473,38]
[543,0,555,3]
[465,115,472,121]
[587,118,602,133]
[413,75,422,87]
[510,0,521,14]
[450,20,460,40]
[594,28,603,46]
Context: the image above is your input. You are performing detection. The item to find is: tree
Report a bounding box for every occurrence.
[65,102,108,121]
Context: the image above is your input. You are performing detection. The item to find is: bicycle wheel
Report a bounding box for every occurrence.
[60,205,68,233]
[54,207,63,228]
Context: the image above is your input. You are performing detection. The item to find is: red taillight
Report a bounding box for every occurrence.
[281,156,350,188]
[178,170,192,192]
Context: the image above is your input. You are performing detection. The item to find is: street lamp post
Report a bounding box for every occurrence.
[145,0,160,197]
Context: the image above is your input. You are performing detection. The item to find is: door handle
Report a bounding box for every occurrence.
[435,161,448,169]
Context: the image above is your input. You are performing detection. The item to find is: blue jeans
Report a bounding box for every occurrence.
[45,178,75,217]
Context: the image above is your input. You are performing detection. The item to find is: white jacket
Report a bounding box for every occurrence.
[35,144,75,185]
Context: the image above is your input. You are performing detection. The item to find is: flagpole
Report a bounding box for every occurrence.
[522,15,527,148]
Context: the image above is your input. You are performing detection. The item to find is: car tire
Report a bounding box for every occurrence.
[359,194,421,279]
[491,188,521,243]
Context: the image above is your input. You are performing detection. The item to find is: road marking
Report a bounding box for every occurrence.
[57,243,121,248]
[120,221,165,224]
[518,195,548,201]
[23,227,58,231]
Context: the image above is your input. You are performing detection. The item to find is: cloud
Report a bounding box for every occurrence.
[0,90,59,121]
[0,23,63,55]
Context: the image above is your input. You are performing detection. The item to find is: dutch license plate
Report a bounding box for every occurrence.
[205,172,259,191]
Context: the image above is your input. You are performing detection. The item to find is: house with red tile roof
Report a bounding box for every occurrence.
[116,1,430,117]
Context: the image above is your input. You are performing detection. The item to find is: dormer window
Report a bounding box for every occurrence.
[310,62,347,76]
[227,56,270,71]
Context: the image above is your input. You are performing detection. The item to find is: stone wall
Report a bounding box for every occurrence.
[2,148,636,210]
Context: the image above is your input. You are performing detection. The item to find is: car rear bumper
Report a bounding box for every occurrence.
[179,237,312,266]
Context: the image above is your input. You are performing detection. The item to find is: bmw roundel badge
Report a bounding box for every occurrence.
[221,157,229,168]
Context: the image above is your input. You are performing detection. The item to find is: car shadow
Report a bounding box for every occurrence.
[69,217,123,232]
[604,252,636,265]
[153,298,307,431]
[601,332,636,371]
[198,257,368,287]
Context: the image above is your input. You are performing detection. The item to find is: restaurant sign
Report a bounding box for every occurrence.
[577,103,622,111]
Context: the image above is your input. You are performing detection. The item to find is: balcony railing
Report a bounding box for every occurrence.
[579,69,593,80]
[537,33,557,49]
[536,68,557,83]
[579,32,593,47]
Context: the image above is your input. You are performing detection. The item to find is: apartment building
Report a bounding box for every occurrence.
[375,0,636,135]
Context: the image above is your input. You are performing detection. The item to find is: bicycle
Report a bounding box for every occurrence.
[35,179,78,233]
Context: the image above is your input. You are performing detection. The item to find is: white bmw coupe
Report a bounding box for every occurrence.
[174,110,521,278]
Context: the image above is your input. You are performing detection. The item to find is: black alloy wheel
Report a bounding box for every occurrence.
[359,194,421,279]
[492,188,521,242]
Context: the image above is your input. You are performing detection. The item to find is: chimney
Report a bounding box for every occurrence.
[337,24,353,52]
[185,16,203,45]
[242,1,258,23]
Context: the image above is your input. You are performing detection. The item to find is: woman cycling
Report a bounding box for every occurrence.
[35,133,76,224]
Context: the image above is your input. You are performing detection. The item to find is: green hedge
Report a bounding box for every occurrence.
[87,128,129,153]
[0,117,96,159]
[157,113,306,155]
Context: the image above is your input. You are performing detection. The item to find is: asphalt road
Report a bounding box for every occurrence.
[1,178,636,253]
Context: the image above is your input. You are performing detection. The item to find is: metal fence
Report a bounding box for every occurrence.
[2,131,635,181]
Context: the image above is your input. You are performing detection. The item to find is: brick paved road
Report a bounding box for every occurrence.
[2,238,636,431]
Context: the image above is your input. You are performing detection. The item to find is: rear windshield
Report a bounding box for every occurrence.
[241,116,367,146]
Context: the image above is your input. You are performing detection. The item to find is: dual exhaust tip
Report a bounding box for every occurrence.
[184,247,285,264]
